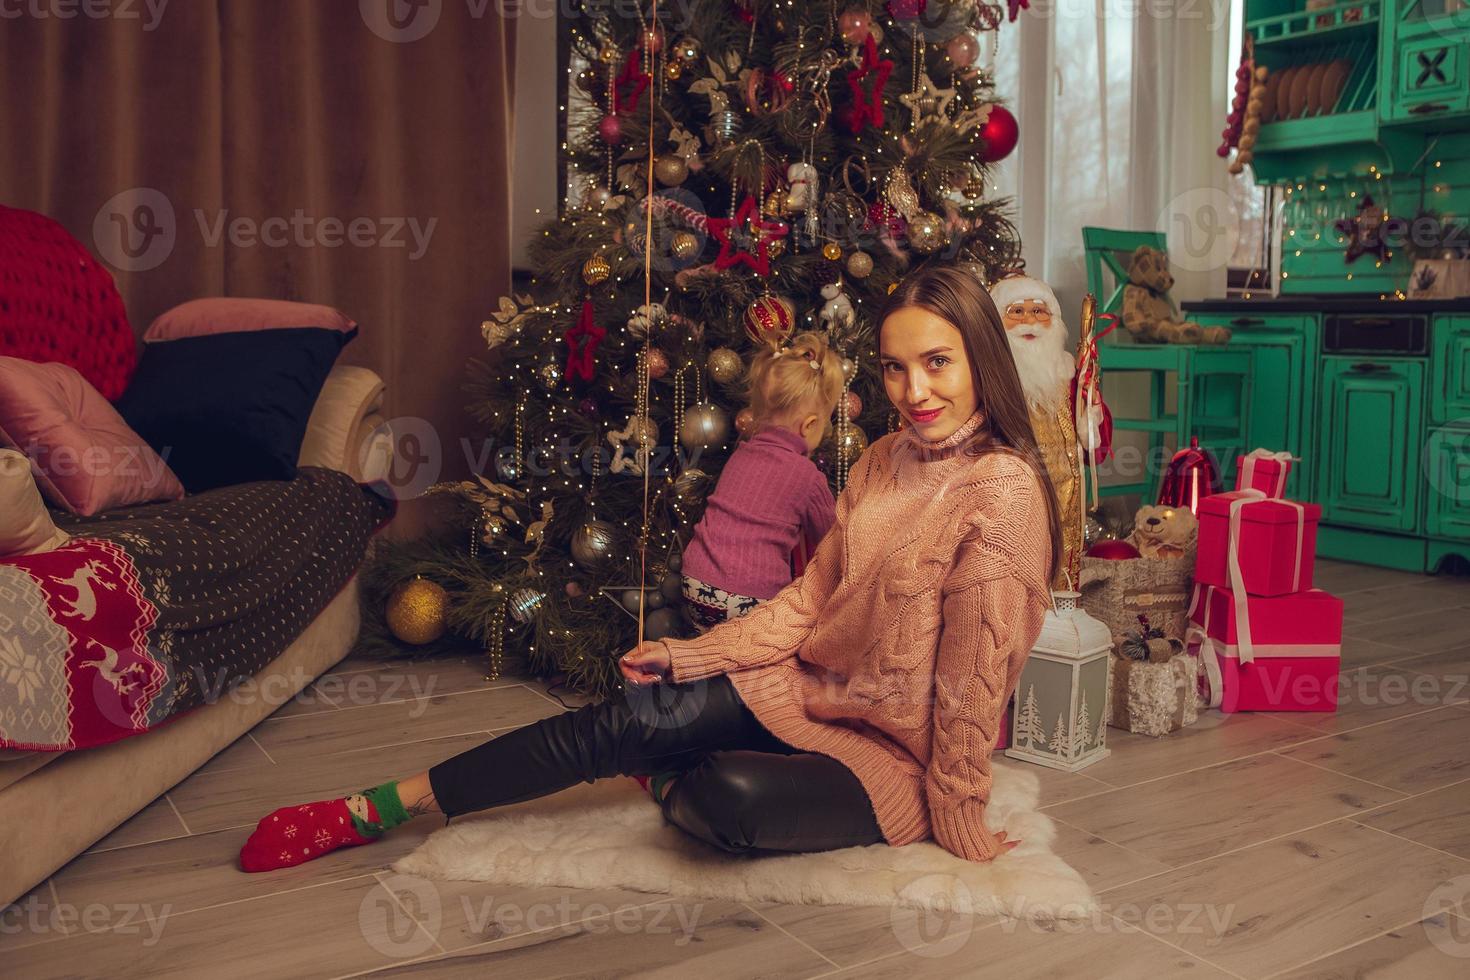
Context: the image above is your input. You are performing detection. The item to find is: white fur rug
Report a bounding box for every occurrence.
[393,765,1097,920]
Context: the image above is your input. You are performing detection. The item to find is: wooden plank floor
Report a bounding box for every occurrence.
[5,559,1470,978]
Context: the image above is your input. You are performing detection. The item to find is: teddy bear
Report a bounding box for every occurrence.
[1121,245,1231,345]
[1128,503,1198,561]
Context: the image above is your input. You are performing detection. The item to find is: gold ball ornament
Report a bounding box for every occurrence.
[680,402,730,449]
[671,231,699,260]
[822,242,843,261]
[763,190,789,217]
[907,211,949,254]
[385,577,450,646]
[664,60,683,81]
[735,407,756,435]
[570,519,617,569]
[835,424,869,458]
[598,42,619,63]
[766,238,787,260]
[672,467,711,507]
[743,295,796,347]
[539,360,563,389]
[846,250,874,278]
[582,254,611,286]
[654,154,688,186]
[707,347,743,384]
[646,348,670,379]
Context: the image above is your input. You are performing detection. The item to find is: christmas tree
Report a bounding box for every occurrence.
[361,0,1026,698]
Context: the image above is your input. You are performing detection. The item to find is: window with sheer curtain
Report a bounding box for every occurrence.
[976,0,1267,308]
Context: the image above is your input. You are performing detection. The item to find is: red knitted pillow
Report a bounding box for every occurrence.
[0,205,138,401]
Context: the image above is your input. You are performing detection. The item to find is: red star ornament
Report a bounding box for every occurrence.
[613,50,652,116]
[707,196,789,276]
[1334,194,1390,265]
[843,34,894,134]
[564,299,607,382]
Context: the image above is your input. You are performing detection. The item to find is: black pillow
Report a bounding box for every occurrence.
[116,326,354,493]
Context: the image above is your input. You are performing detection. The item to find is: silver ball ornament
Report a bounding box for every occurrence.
[570,519,617,569]
[679,402,729,449]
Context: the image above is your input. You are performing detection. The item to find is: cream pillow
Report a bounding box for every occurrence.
[0,448,70,556]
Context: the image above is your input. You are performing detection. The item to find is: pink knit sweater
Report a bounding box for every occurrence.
[657,409,1053,862]
[681,426,836,599]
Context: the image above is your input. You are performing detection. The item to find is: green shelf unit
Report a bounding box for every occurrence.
[1249,0,1383,43]
[1243,0,1470,293]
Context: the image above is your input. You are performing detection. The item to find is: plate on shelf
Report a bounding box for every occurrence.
[1319,58,1351,115]
[1259,68,1281,123]
[1304,61,1328,116]
[1287,62,1314,118]
[1275,65,1299,120]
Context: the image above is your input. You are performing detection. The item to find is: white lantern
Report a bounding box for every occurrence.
[1005,591,1113,772]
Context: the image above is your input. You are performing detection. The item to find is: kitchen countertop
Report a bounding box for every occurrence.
[1182,296,1470,314]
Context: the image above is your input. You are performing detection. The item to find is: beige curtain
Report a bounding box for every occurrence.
[0,1,516,529]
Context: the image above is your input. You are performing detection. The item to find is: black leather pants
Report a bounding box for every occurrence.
[427,674,885,855]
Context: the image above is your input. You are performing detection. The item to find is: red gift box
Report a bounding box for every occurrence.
[1186,584,1343,712]
[1235,449,1294,497]
[1197,490,1320,597]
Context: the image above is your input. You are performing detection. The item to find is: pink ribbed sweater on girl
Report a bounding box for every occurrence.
[656,409,1053,862]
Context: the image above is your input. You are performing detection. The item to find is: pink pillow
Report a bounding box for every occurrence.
[0,357,185,516]
[144,298,358,343]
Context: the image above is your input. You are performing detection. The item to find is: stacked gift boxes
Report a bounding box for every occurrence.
[1186,450,1344,713]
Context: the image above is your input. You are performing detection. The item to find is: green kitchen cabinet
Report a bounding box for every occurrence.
[1424,424,1470,540]
[1431,315,1470,424]
[1381,1,1470,124]
[1317,357,1425,532]
[1188,312,1318,499]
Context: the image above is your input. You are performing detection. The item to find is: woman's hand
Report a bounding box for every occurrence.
[992,829,1021,856]
[619,641,672,686]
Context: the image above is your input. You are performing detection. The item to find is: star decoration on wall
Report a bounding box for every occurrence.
[898,73,956,131]
[1334,194,1389,265]
[842,34,894,133]
[708,196,789,276]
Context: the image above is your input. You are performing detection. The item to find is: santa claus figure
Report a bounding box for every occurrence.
[989,273,1112,590]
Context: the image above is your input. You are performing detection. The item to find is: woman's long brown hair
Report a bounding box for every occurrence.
[878,264,1064,582]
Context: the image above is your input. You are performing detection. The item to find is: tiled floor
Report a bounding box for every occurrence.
[5,559,1470,978]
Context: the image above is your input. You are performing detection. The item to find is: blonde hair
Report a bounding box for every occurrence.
[744,331,847,439]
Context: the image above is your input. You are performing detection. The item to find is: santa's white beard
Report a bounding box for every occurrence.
[1007,325,1076,410]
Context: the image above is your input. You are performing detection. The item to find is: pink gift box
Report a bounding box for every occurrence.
[996,697,1013,751]
[1197,491,1320,597]
[1235,450,1294,498]
[1187,584,1343,712]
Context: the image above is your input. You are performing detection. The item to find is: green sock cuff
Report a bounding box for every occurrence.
[352,782,411,836]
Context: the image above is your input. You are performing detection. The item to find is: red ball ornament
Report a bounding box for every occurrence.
[646,348,670,380]
[1086,539,1142,561]
[640,25,664,54]
[976,105,1019,163]
[838,8,872,44]
[598,114,624,145]
[844,390,863,420]
[735,407,756,436]
[742,295,796,347]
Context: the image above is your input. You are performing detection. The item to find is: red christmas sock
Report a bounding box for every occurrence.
[239,783,407,873]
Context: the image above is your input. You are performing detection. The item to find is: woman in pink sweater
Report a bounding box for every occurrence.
[239,265,1061,872]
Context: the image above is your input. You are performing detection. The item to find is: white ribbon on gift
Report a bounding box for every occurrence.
[1186,491,1308,709]
[1237,448,1297,498]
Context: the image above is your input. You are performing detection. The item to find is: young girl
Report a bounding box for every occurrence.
[678,330,847,632]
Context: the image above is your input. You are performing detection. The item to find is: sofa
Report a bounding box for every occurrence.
[0,206,395,906]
